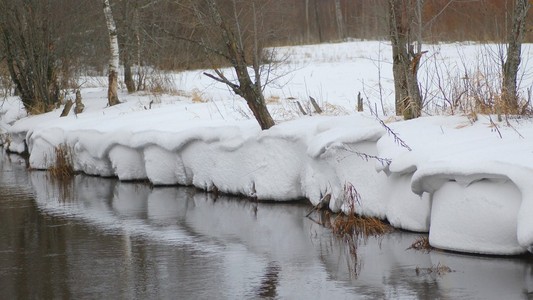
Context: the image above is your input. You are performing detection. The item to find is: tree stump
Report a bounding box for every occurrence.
[60,100,73,117]
[74,90,85,114]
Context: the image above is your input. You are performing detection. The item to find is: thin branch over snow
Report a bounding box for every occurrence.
[368,101,412,151]
[339,145,392,167]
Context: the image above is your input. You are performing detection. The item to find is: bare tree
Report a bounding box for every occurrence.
[388,0,425,119]
[0,0,61,114]
[502,0,530,112]
[103,0,121,106]
[172,0,276,130]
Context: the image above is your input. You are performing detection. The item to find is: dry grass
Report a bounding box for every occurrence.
[324,182,393,239]
[191,89,208,103]
[266,95,281,104]
[407,236,433,253]
[145,71,178,95]
[49,144,75,180]
[423,46,533,119]
[27,102,56,115]
[330,213,393,239]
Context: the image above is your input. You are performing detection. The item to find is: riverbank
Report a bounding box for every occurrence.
[2,41,533,256]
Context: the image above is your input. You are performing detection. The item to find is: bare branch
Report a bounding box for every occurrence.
[203,71,240,91]
[368,101,412,151]
[151,23,231,61]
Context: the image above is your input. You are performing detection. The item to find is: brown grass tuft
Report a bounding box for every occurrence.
[330,214,393,239]
[49,144,75,180]
[191,89,208,103]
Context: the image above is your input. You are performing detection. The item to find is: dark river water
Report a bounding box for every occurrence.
[1,151,532,299]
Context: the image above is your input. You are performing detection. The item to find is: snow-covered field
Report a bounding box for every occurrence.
[2,40,533,256]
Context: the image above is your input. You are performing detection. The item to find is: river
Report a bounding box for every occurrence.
[0,151,532,299]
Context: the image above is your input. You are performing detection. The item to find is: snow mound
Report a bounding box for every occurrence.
[379,116,533,254]
[13,103,392,215]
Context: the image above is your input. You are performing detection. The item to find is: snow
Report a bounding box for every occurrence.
[0,97,26,146]
[3,40,533,255]
[430,178,523,255]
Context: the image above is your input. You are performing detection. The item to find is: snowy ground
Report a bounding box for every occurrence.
[2,40,533,255]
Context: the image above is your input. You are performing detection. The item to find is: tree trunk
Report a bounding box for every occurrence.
[389,0,408,116]
[334,0,345,40]
[103,0,120,106]
[60,100,73,117]
[388,0,423,119]
[124,59,135,93]
[74,90,85,114]
[305,0,310,43]
[502,0,530,112]
[243,84,276,130]
[313,0,323,43]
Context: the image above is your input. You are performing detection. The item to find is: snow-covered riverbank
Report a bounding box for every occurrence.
[2,41,533,255]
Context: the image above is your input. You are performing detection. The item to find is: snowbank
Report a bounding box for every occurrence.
[380,116,533,254]
[14,102,533,255]
[0,97,26,146]
[16,104,389,214]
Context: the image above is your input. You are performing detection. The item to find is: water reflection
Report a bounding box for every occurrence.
[1,152,532,299]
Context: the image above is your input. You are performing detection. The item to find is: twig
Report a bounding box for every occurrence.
[504,115,524,139]
[305,193,331,217]
[339,145,392,166]
[488,115,503,139]
[368,101,412,151]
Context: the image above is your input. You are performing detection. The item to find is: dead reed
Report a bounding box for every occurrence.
[49,144,75,180]
[330,213,393,239]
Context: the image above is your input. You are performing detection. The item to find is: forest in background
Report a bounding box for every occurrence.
[0,0,531,117]
[1,0,530,73]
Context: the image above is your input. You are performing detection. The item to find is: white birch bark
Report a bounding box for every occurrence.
[103,0,120,106]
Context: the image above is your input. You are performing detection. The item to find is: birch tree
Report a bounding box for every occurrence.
[502,0,530,113]
[103,0,120,106]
